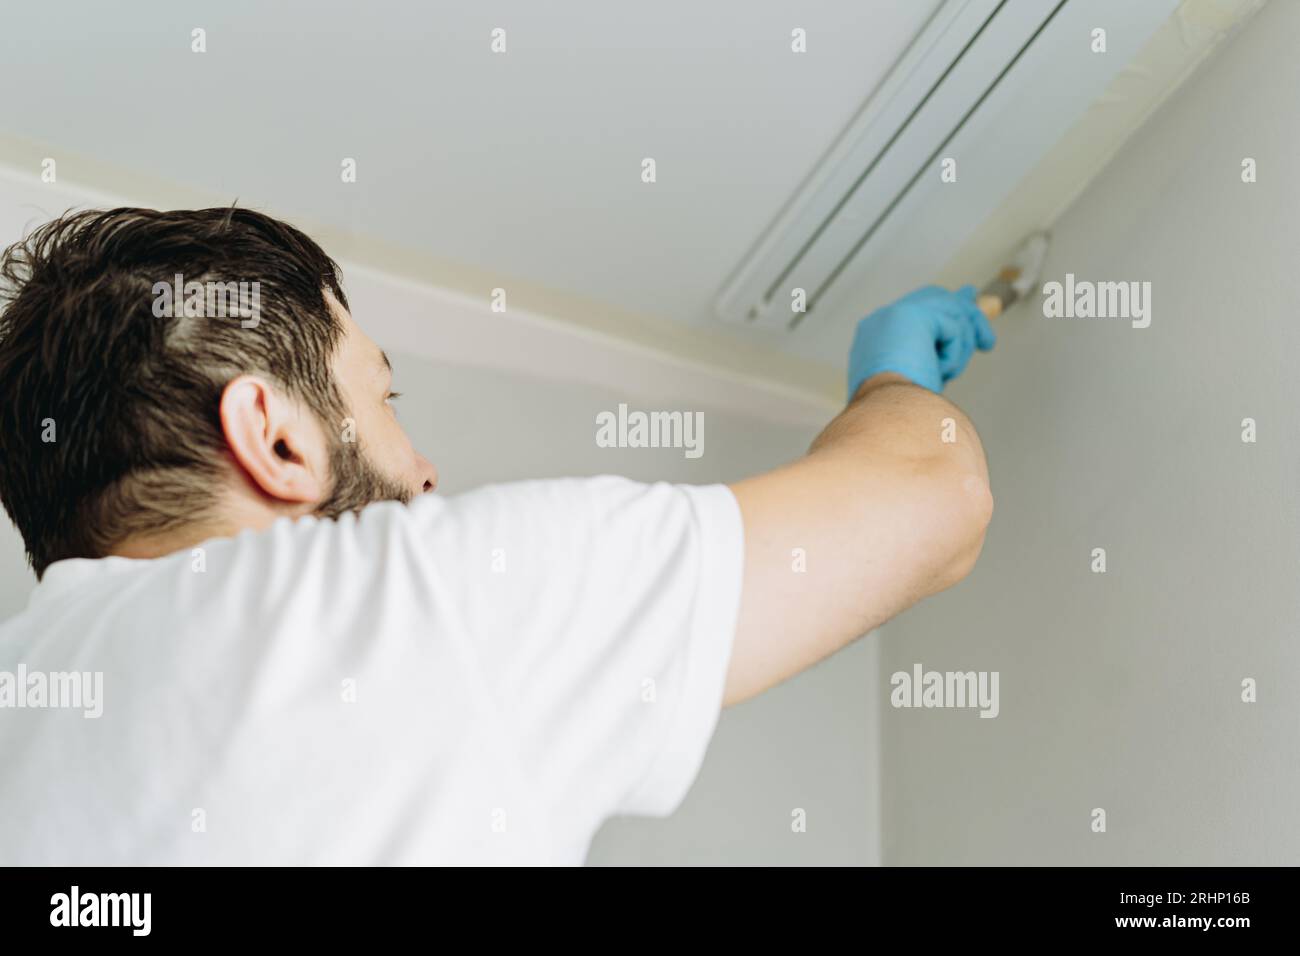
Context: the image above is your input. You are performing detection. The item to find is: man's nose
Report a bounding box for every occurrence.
[416,454,438,493]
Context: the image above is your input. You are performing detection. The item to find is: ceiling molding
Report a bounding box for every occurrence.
[0,156,841,427]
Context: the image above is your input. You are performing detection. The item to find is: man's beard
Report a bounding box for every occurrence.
[313,437,412,518]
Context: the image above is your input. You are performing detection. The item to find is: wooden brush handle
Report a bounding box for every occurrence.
[977,265,1023,319]
[976,292,1005,320]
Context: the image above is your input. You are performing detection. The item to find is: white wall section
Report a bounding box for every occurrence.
[878,0,1299,865]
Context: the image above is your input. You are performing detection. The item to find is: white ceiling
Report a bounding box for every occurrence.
[0,0,1255,405]
[0,0,940,361]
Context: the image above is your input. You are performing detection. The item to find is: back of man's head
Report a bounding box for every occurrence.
[0,206,352,578]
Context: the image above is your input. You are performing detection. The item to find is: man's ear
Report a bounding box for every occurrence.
[219,375,329,505]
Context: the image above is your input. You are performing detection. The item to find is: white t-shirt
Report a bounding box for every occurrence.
[0,476,745,865]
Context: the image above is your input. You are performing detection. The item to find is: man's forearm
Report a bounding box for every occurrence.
[812,372,988,479]
[808,370,993,590]
[724,290,997,705]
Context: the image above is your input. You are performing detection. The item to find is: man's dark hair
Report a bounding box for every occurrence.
[0,206,354,578]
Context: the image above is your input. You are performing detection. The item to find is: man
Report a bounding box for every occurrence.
[0,207,994,864]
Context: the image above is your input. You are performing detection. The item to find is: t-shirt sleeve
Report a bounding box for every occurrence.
[406,475,745,822]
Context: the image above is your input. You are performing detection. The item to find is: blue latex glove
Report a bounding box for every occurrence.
[846,284,995,399]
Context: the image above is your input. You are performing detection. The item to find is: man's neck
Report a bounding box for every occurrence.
[109,494,307,562]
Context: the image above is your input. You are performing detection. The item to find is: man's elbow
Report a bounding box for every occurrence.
[933,467,994,590]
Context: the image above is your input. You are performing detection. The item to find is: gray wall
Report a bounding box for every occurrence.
[880,0,1300,865]
[0,351,881,865]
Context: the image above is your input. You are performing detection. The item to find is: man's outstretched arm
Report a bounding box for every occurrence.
[724,286,996,707]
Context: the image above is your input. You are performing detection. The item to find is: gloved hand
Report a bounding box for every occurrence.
[846,285,996,399]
